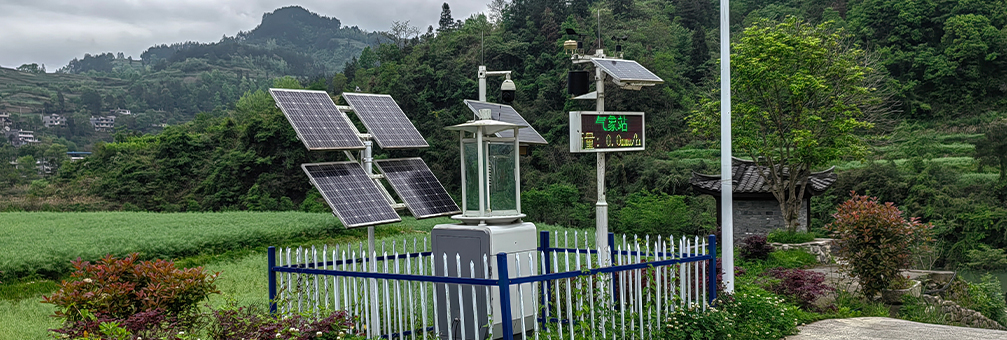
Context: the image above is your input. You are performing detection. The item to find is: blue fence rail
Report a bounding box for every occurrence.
[268,232,717,340]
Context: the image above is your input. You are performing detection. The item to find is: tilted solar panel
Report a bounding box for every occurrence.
[302,161,401,228]
[591,58,664,83]
[463,100,548,144]
[375,158,460,218]
[342,93,428,149]
[269,89,364,150]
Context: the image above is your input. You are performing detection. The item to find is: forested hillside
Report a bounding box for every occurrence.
[2,0,1007,269]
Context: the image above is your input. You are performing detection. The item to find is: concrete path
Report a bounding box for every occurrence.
[785,317,1007,340]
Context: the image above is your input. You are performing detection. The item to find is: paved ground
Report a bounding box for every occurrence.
[785,317,1007,340]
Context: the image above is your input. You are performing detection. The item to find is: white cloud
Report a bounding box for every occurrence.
[0,0,487,70]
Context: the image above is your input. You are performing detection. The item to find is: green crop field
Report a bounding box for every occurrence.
[0,211,446,282]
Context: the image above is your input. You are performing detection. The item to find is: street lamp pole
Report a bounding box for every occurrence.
[720,0,735,293]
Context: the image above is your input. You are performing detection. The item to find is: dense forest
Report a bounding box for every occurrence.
[2,0,1007,270]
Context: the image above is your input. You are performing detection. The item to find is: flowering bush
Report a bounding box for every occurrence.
[763,267,834,311]
[825,193,933,298]
[661,286,800,340]
[738,235,774,260]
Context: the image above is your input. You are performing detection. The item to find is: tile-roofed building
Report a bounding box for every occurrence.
[690,157,837,239]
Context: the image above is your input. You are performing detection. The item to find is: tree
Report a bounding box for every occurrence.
[976,118,1007,184]
[689,17,887,232]
[438,3,455,32]
[81,89,103,116]
[16,63,45,74]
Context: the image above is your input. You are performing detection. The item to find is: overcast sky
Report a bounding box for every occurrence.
[0,0,487,71]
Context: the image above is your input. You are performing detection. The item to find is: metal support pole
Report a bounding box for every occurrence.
[719,0,735,294]
[477,129,486,221]
[496,253,514,340]
[514,128,521,215]
[539,231,551,317]
[707,235,718,304]
[268,246,277,314]
[594,60,609,262]
[361,139,381,329]
[460,131,467,212]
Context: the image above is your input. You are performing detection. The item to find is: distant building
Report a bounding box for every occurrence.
[690,157,837,239]
[0,112,10,127]
[110,108,132,115]
[42,114,66,128]
[7,129,40,148]
[67,151,92,162]
[90,116,115,132]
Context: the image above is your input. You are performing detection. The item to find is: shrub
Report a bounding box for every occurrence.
[614,191,712,236]
[825,193,933,298]
[208,305,358,340]
[739,235,774,260]
[964,245,1007,270]
[763,268,834,310]
[767,229,817,244]
[662,286,801,340]
[956,274,1007,327]
[43,254,219,323]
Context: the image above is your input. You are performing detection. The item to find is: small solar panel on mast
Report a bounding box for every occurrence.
[463,100,548,145]
[591,58,664,87]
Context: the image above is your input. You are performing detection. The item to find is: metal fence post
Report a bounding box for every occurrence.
[496,252,515,340]
[608,232,617,307]
[707,235,718,305]
[268,246,277,314]
[539,231,551,322]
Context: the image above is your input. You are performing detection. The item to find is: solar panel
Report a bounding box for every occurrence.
[375,158,460,218]
[269,89,364,150]
[463,100,548,144]
[342,93,428,149]
[302,161,401,228]
[591,58,664,83]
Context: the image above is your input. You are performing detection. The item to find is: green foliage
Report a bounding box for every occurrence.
[826,194,934,298]
[976,118,1007,183]
[42,254,218,321]
[522,184,592,228]
[661,286,803,340]
[950,274,1007,327]
[689,17,878,232]
[766,229,817,244]
[614,191,713,236]
[965,245,1007,271]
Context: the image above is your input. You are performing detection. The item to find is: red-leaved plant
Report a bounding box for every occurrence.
[825,193,933,298]
[764,267,834,310]
[42,253,218,335]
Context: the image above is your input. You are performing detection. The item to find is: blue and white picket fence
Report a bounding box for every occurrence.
[268,231,717,340]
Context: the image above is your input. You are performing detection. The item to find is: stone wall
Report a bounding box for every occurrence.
[770,238,835,264]
[921,294,1007,330]
[732,199,807,240]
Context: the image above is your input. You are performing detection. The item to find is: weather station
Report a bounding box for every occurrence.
[430,66,546,339]
[564,27,664,258]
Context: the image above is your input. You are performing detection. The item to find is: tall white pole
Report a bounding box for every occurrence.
[594,54,609,265]
[719,0,735,293]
